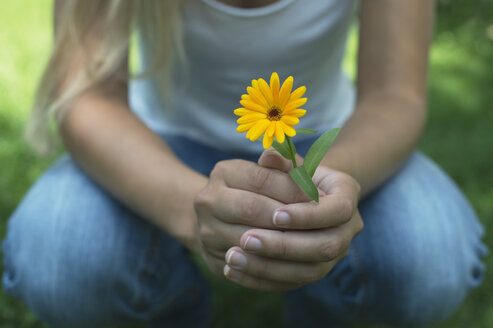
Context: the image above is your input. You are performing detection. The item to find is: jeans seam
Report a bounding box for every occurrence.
[349,240,370,322]
[131,227,166,313]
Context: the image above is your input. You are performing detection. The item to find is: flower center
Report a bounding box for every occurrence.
[267,107,282,121]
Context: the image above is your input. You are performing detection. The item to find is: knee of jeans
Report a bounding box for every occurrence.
[3,157,210,327]
[3,220,129,327]
[370,241,482,327]
[4,209,210,328]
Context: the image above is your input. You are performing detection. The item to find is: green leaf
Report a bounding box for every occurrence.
[304,128,340,177]
[289,166,319,202]
[296,128,318,135]
[272,139,292,160]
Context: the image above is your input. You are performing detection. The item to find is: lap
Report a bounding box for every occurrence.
[3,133,487,327]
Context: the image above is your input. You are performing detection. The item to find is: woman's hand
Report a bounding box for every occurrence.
[193,156,312,279]
[221,149,364,291]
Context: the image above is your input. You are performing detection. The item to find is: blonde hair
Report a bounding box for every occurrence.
[27,0,184,155]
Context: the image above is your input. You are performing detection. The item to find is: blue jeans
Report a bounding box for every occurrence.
[2,135,487,327]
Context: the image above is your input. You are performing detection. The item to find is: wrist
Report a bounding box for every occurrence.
[154,167,208,254]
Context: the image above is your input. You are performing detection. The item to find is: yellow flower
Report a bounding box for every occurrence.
[234,72,307,149]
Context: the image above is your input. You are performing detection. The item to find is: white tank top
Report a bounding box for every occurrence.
[129,0,358,154]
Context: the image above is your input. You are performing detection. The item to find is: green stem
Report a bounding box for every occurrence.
[286,136,297,168]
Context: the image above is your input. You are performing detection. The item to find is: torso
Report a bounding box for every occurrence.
[130,0,358,154]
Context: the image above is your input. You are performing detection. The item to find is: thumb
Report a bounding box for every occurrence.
[257,148,293,173]
[259,148,327,199]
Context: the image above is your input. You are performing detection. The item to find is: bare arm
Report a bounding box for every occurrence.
[61,94,207,252]
[54,2,206,252]
[321,0,435,196]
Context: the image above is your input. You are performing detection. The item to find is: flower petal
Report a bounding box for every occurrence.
[285,98,308,113]
[279,121,296,137]
[270,72,280,106]
[237,113,266,124]
[240,99,268,113]
[234,108,257,116]
[249,119,270,141]
[281,116,300,125]
[252,80,264,102]
[266,121,276,137]
[262,133,274,149]
[237,122,257,133]
[284,108,306,117]
[289,86,306,102]
[275,121,285,143]
[241,94,249,101]
[279,76,293,109]
[246,128,253,139]
[247,86,270,108]
[257,78,274,106]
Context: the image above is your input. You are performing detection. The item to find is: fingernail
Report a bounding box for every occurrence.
[223,265,242,281]
[226,250,247,269]
[273,211,291,227]
[242,236,262,252]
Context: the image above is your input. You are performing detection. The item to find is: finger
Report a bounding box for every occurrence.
[212,159,310,204]
[225,247,333,285]
[195,211,252,251]
[210,188,282,228]
[313,166,361,199]
[271,194,356,229]
[195,184,283,228]
[258,149,327,200]
[223,265,301,291]
[257,148,293,172]
[239,219,360,262]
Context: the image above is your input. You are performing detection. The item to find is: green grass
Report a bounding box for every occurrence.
[1,0,492,327]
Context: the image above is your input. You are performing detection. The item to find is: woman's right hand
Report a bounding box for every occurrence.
[193,158,311,278]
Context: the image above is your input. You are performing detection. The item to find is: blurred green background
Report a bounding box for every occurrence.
[0,0,492,327]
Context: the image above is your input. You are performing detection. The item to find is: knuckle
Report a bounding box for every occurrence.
[249,166,271,191]
[260,149,279,162]
[338,197,354,222]
[237,196,259,221]
[193,191,212,211]
[259,258,274,278]
[341,173,361,196]
[355,216,364,235]
[211,160,230,178]
[317,239,340,261]
[353,179,362,196]
[277,235,289,258]
[198,224,215,246]
[337,171,352,182]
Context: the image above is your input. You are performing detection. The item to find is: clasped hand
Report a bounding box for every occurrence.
[193,149,363,291]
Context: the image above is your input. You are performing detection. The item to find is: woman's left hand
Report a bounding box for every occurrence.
[223,149,364,291]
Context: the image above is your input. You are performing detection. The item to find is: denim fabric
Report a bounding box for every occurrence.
[285,153,488,327]
[2,135,487,327]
